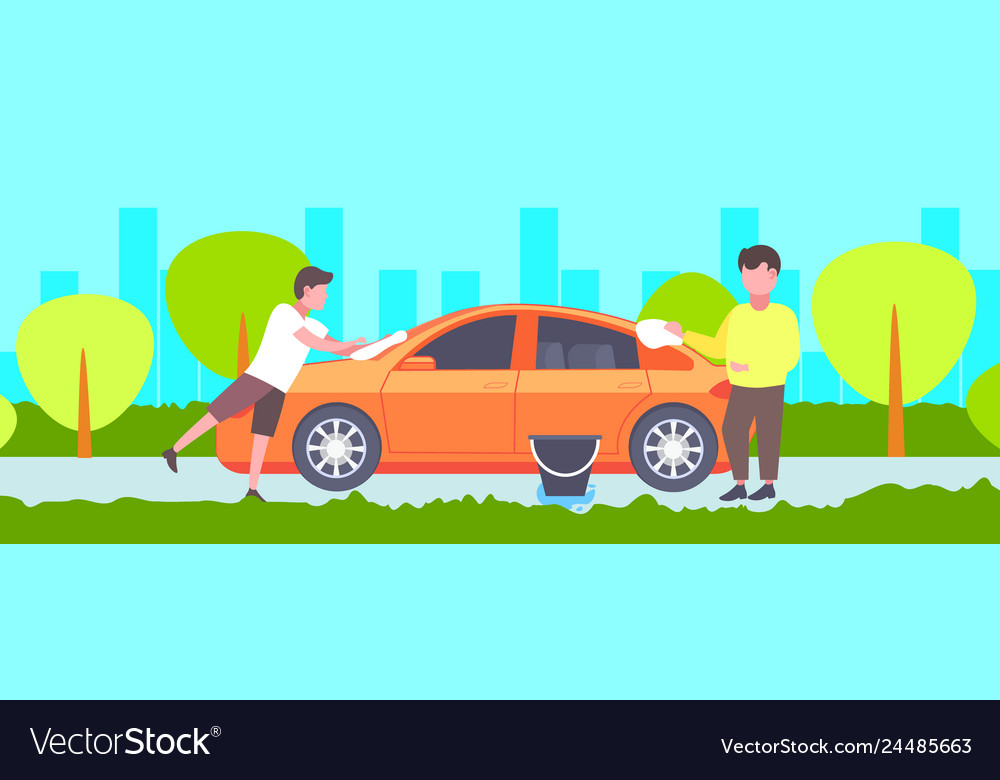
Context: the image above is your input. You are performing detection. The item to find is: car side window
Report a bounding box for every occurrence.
[536,317,640,369]
[415,315,516,369]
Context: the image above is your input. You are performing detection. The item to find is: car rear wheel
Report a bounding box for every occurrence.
[629,404,718,492]
[292,404,382,491]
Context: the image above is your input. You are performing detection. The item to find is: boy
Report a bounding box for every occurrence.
[162,266,366,501]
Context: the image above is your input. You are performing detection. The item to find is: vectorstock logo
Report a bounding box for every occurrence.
[29,726,221,756]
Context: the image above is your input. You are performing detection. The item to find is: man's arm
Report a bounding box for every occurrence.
[779,312,801,372]
[294,329,366,355]
[669,311,732,361]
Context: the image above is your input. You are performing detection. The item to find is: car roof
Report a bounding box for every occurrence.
[412,304,635,335]
[367,304,638,361]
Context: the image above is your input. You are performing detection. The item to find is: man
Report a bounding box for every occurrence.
[162,266,366,501]
[664,245,799,501]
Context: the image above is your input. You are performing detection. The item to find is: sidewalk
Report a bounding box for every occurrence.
[1,457,997,511]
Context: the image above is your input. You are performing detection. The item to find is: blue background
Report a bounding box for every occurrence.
[3,544,997,699]
[2,1,998,699]
[2,0,998,352]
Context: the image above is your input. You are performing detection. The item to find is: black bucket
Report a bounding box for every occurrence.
[529,435,602,496]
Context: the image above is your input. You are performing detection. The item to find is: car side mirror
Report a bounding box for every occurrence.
[400,356,436,371]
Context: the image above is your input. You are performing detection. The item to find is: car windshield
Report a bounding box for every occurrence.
[399,312,457,341]
[373,307,638,359]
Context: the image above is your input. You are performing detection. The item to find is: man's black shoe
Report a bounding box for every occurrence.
[162,448,178,473]
[719,484,748,502]
[749,483,776,501]
[245,489,266,502]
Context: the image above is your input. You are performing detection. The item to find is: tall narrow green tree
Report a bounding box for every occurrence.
[812,242,975,456]
[165,232,309,382]
[0,395,15,452]
[17,295,154,457]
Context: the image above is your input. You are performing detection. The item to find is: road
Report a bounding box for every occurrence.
[2,457,997,511]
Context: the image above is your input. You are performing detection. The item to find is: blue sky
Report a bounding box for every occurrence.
[1,1,997,350]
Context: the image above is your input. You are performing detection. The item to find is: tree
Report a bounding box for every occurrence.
[967,363,1000,450]
[812,242,975,456]
[166,232,309,380]
[16,295,153,457]
[0,395,15,451]
[638,272,737,363]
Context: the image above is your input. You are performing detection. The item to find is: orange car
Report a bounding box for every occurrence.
[216,304,738,492]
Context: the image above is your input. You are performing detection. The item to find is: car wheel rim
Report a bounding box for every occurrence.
[642,419,704,479]
[306,418,366,478]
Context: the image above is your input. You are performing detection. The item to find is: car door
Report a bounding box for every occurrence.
[381,315,518,453]
[515,315,650,454]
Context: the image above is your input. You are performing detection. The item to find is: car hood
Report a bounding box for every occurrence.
[291,357,389,394]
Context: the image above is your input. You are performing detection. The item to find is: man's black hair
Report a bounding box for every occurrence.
[738,245,781,274]
[294,266,334,299]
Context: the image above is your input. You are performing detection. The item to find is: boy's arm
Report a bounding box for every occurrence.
[294,329,365,355]
[682,311,732,360]
[324,334,367,356]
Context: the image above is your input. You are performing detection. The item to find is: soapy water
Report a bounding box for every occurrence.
[536,483,597,512]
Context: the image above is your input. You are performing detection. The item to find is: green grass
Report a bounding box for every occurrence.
[754,402,1000,457]
[2,402,216,456]
[2,479,998,544]
[1,400,998,457]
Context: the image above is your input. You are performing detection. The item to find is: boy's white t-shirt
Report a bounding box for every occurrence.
[245,303,329,392]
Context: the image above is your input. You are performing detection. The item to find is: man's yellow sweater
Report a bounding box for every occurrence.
[684,303,800,387]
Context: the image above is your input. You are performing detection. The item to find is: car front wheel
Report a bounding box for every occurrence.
[292,404,382,491]
[629,404,718,492]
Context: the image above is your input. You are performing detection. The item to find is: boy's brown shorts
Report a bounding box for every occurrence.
[206,374,286,437]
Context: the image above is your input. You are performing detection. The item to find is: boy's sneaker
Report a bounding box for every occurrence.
[719,484,748,502]
[245,489,266,502]
[162,448,178,473]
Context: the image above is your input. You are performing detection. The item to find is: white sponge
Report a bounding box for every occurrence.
[350,330,408,360]
[636,319,683,349]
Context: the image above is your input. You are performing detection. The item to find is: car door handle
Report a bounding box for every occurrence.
[617,382,643,389]
[483,382,508,389]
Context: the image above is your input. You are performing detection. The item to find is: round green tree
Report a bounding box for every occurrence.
[166,232,309,379]
[812,242,975,455]
[17,295,154,457]
[967,363,1000,451]
[0,394,15,451]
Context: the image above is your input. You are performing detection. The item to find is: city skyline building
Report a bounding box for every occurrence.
[304,207,344,345]
[519,207,558,305]
[920,207,962,404]
[40,271,78,304]
[118,208,158,405]
[560,270,599,312]
[771,269,801,403]
[380,270,418,337]
[965,269,1000,404]
[1,206,996,411]
[158,270,197,407]
[720,208,758,304]
[802,350,840,404]
[0,352,31,403]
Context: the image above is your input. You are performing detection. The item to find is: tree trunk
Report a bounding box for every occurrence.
[237,311,249,375]
[233,312,252,418]
[78,347,92,458]
[888,304,904,457]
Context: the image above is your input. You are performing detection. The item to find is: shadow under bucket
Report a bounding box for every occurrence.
[529,435,602,497]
